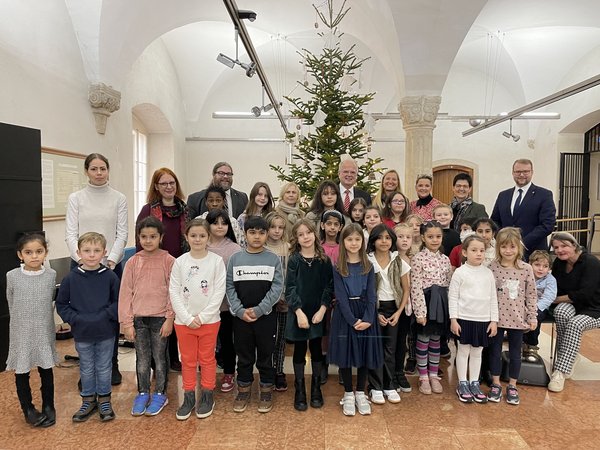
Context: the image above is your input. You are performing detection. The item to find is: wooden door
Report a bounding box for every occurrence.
[433,165,473,205]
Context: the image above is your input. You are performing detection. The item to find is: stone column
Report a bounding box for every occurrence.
[398,95,441,190]
[88,83,121,134]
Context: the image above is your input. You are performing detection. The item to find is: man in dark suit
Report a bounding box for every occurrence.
[187,162,248,219]
[491,159,556,258]
[450,173,488,231]
[338,158,371,213]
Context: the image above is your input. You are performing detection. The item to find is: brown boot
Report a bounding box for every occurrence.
[258,384,273,413]
[233,384,251,413]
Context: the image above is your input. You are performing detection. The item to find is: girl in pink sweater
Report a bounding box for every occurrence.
[118,217,175,417]
[487,227,537,406]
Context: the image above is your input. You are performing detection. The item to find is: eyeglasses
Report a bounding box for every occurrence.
[215,171,234,177]
[391,200,405,204]
[157,181,176,187]
[513,170,531,175]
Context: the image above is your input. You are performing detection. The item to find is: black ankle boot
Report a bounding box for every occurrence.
[293,363,307,411]
[16,372,46,427]
[24,406,46,427]
[310,361,324,408]
[39,405,56,427]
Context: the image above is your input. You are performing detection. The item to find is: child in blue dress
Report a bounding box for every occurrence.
[328,223,383,416]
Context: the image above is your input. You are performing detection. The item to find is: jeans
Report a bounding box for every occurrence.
[134,316,168,394]
[75,337,114,396]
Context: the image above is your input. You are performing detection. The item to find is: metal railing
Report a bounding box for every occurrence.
[553,214,600,251]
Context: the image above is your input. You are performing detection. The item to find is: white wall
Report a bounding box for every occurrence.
[0,5,187,259]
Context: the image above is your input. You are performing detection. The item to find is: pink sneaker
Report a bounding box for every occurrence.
[419,378,432,395]
[221,374,235,393]
[430,376,443,394]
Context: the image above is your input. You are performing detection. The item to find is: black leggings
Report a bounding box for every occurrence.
[293,338,323,364]
[339,367,368,393]
[15,367,54,409]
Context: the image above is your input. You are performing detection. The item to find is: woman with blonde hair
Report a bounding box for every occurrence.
[372,170,403,210]
[275,182,305,234]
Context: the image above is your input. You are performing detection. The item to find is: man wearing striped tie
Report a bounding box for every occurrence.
[491,158,556,259]
[337,158,371,214]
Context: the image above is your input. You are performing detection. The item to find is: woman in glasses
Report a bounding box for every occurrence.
[136,167,189,371]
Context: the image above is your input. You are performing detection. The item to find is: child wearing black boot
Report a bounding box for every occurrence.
[285,219,333,411]
[6,233,58,427]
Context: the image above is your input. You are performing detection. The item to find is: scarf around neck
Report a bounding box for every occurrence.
[149,197,189,253]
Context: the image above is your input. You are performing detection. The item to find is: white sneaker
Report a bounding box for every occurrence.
[384,389,401,404]
[548,370,565,392]
[355,391,371,415]
[369,389,385,405]
[340,392,355,416]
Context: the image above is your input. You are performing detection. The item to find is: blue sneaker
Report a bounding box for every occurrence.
[145,393,169,416]
[131,393,150,416]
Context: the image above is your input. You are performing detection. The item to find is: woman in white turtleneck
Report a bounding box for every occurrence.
[65,153,128,275]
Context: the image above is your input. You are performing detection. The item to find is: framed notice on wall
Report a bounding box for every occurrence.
[42,147,87,221]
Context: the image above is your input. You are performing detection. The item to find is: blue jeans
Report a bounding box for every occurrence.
[75,337,114,396]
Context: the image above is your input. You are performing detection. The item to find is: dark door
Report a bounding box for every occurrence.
[0,122,42,371]
[558,152,590,247]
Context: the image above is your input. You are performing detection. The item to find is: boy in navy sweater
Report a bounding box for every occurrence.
[226,216,284,414]
[56,232,120,422]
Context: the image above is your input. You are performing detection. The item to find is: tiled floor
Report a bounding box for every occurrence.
[2,325,599,449]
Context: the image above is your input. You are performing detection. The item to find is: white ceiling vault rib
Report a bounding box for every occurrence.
[65,0,103,83]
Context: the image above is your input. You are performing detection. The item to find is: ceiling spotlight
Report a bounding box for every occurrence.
[251,106,262,117]
[263,103,274,112]
[502,119,520,142]
[238,10,257,22]
[240,61,256,77]
[469,118,483,127]
[217,53,236,69]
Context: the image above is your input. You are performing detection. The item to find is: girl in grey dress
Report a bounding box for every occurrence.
[6,233,58,427]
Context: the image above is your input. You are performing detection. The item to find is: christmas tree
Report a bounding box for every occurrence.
[269,0,384,198]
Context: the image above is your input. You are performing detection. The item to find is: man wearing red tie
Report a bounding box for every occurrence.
[491,159,556,259]
[337,158,371,213]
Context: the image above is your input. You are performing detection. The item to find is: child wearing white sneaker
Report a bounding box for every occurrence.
[119,217,175,417]
[366,224,409,405]
[329,224,383,416]
[449,236,498,404]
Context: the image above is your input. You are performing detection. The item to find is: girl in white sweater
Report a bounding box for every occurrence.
[449,235,498,403]
[169,218,226,421]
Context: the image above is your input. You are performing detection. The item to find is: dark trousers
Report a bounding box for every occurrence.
[523,309,548,347]
[394,311,411,375]
[133,316,168,393]
[218,311,236,375]
[489,328,524,380]
[369,301,399,391]
[292,337,323,364]
[15,367,54,412]
[340,367,368,393]
[233,313,276,385]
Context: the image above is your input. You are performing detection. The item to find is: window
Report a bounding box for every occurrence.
[133,129,147,214]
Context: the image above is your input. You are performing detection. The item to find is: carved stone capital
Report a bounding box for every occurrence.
[398,95,441,129]
[89,83,121,134]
